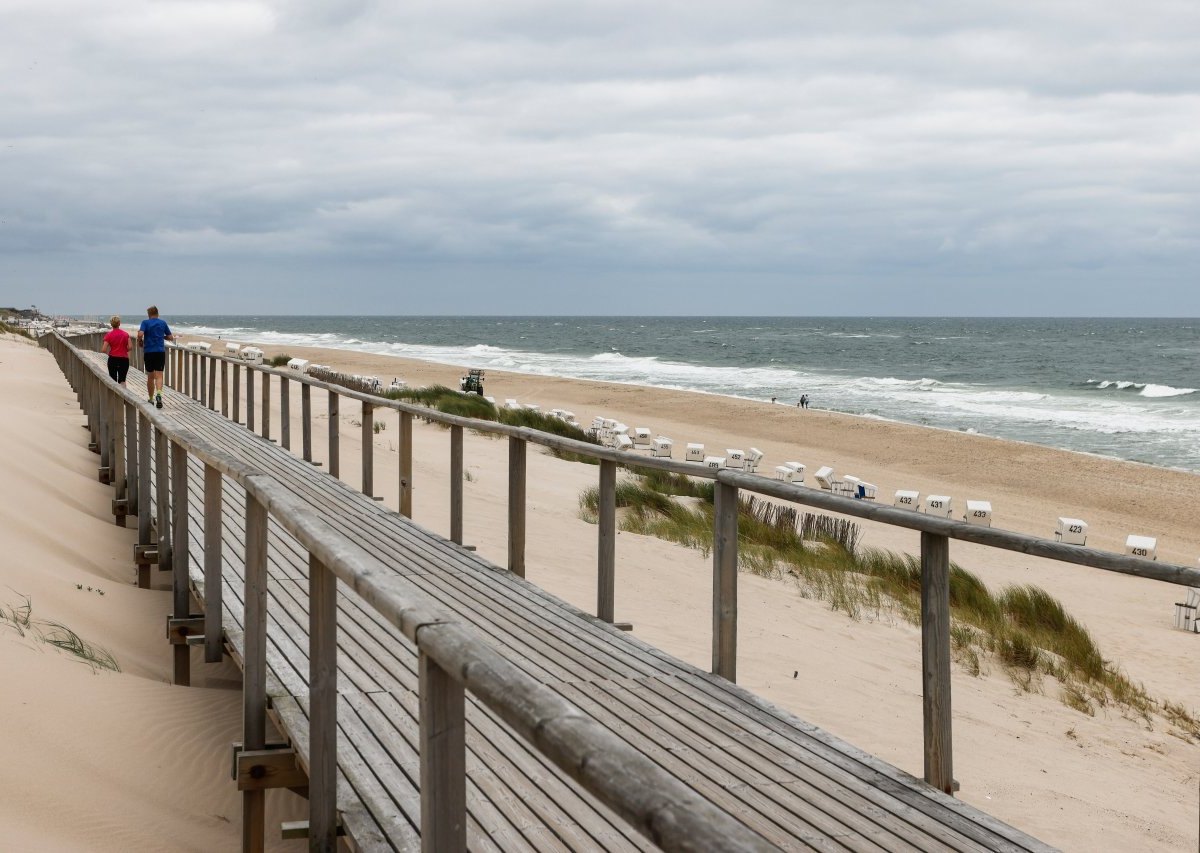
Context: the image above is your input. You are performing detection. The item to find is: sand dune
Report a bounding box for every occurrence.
[0,336,305,850]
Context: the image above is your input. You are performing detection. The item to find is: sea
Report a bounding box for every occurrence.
[169,316,1200,473]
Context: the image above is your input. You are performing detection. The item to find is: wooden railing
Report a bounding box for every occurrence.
[164,342,1200,797]
[52,332,1200,846]
[47,332,776,853]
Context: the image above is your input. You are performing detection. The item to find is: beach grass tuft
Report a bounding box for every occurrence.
[0,594,120,673]
[383,385,600,456]
[0,320,32,339]
[577,472,1197,736]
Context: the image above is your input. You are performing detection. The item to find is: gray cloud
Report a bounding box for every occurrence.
[1,0,1198,314]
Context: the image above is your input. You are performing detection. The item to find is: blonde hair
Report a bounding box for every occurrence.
[110,315,121,328]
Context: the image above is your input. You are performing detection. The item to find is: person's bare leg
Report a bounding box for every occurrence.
[146,370,154,400]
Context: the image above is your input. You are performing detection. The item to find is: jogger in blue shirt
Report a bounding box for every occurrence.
[137,305,175,408]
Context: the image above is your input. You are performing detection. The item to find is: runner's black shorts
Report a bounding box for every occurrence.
[144,351,166,372]
[107,357,130,383]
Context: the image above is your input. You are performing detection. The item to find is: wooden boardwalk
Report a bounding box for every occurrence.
[72,345,1054,852]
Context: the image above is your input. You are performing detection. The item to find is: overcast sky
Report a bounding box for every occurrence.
[2,1,1198,316]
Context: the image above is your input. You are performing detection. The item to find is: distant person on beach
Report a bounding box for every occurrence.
[137,305,175,408]
[800,394,810,409]
[101,315,130,386]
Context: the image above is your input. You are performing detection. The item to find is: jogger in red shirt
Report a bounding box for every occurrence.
[102,315,131,385]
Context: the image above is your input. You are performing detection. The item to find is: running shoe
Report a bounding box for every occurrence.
[155,393,163,409]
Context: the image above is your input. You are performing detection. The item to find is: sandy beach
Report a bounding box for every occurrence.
[5,329,1198,850]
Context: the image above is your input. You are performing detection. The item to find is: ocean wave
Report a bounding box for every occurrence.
[1086,379,1196,398]
[1141,384,1197,398]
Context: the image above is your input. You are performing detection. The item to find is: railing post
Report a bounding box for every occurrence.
[597,459,616,622]
[508,437,526,577]
[246,366,256,433]
[86,373,97,450]
[190,350,199,401]
[111,396,127,527]
[921,531,954,795]
[419,646,466,853]
[97,388,111,481]
[449,425,463,544]
[207,355,216,410]
[200,354,208,406]
[363,402,375,497]
[327,390,340,479]
[712,479,738,682]
[399,411,413,517]
[137,414,153,588]
[221,359,229,417]
[301,383,313,462]
[242,492,269,853]
[171,440,191,686]
[204,464,224,664]
[309,554,338,851]
[155,426,173,575]
[260,371,271,440]
[280,377,291,451]
[125,402,138,518]
[233,362,242,423]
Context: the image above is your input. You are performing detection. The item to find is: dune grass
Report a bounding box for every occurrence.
[0,594,120,673]
[385,385,600,458]
[0,320,32,339]
[578,472,1198,737]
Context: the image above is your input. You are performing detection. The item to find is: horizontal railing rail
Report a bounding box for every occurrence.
[47,331,777,852]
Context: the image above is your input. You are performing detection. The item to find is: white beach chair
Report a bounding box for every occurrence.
[894,490,920,510]
[1173,584,1199,631]
[831,479,856,498]
[774,465,795,483]
[506,398,521,409]
[685,443,705,463]
[287,358,309,372]
[614,434,634,452]
[725,449,745,470]
[1125,534,1157,560]
[1055,517,1087,545]
[703,455,726,470]
[923,495,953,518]
[964,500,992,527]
[784,462,805,483]
[651,437,673,458]
[814,466,835,491]
[856,482,878,501]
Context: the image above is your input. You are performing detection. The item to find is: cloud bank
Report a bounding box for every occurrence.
[2,0,1198,313]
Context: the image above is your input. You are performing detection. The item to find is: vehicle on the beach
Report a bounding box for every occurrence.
[460,368,485,395]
